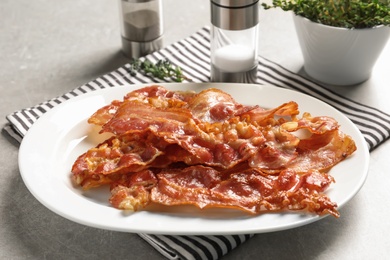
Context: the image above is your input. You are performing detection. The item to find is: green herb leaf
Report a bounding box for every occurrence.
[262,0,390,29]
[127,59,191,82]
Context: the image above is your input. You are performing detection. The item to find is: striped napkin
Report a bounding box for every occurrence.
[4,26,390,260]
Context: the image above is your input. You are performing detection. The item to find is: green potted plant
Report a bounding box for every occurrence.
[263,0,390,85]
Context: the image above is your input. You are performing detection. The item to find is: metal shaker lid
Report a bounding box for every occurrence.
[122,0,157,3]
[211,0,258,7]
[211,0,259,30]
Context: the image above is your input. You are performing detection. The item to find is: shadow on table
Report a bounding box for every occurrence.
[1,128,21,148]
[80,49,132,82]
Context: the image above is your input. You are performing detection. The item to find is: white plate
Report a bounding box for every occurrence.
[18,83,369,235]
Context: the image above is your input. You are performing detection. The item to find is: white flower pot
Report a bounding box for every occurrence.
[293,14,390,86]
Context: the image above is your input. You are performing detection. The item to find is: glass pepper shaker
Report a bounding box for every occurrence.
[118,0,163,58]
[210,0,259,83]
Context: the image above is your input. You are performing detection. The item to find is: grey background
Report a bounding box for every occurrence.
[1,0,390,259]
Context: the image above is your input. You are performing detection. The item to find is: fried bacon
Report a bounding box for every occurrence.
[151,166,338,217]
[186,88,257,123]
[88,85,195,126]
[71,85,357,218]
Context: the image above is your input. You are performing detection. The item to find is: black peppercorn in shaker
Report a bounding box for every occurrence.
[118,0,163,58]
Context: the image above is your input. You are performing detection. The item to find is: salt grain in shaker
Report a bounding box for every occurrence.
[118,0,163,58]
[210,0,259,83]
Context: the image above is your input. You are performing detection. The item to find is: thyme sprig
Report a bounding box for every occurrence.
[262,0,390,29]
[127,59,191,82]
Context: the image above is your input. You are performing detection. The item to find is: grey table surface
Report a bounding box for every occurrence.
[1,1,390,259]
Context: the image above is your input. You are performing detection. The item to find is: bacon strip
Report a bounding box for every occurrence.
[187,88,257,123]
[109,169,158,210]
[71,133,164,188]
[71,85,357,218]
[243,101,299,126]
[88,85,195,126]
[150,166,339,217]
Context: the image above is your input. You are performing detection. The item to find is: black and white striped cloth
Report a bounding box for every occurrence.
[4,26,390,260]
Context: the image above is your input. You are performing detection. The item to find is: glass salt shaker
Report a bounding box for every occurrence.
[210,0,259,83]
[118,0,163,58]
